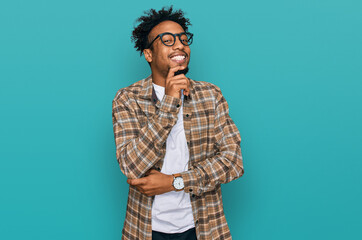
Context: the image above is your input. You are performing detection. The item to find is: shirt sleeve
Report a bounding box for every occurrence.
[112,91,182,179]
[180,86,244,196]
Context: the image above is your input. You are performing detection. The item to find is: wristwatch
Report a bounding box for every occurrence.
[172,173,184,191]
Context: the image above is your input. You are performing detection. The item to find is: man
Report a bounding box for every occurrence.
[112,6,244,240]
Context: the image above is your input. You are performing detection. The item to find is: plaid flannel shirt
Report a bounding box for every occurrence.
[112,75,244,240]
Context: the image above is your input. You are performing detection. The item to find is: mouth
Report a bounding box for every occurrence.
[170,54,187,64]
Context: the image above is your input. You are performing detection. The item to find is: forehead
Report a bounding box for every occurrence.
[149,20,185,38]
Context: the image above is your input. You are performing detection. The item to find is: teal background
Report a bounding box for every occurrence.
[1,0,361,239]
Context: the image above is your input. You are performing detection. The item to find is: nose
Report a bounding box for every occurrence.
[172,35,185,50]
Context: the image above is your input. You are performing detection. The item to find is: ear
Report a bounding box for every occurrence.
[143,49,152,63]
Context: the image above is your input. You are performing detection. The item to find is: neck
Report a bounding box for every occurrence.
[150,68,167,87]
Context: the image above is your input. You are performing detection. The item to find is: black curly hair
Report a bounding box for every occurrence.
[131,6,191,56]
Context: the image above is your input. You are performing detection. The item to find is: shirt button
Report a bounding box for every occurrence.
[153,98,156,102]
[192,194,196,198]
[186,114,189,117]
[176,104,180,108]
[189,189,193,192]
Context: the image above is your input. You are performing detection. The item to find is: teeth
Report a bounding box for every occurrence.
[171,55,185,60]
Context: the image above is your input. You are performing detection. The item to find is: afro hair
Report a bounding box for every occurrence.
[131,6,191,56]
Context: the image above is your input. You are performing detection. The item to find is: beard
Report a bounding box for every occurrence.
[174,66,189,76]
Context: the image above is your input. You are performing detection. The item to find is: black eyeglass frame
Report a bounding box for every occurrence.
[146,32,194,49]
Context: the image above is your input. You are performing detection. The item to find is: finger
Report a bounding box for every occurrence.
[168,78,186,86]
[167,78,190,87]
[168,75,190,87]
[135,186,145,194]
[144,169,155,176]
[129,177,147,186]
[148,169,160,175]
[167,65,186,79]
[171,83,190,93]
[169,74,188,80]
[145,191,155,197]
[169,76,190,93]
[144,169,152,176]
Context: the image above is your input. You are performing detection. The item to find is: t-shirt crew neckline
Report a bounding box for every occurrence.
[152,82,184,101]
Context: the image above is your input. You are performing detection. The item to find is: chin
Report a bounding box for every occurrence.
[174,66,189,76]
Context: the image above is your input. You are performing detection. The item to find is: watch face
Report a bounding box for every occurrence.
[173,177,184,190]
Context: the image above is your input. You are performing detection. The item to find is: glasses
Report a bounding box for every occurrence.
[147,32,194,49]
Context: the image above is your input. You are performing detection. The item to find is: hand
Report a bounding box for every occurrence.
[165,65,190,99]
[127,169,174,196]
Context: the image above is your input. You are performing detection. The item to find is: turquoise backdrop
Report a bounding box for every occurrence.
[1,0,361,239]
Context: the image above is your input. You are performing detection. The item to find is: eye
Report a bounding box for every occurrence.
[180,35,189,42]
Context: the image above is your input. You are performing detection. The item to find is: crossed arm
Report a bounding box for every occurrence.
[127,169,174,196]
[112,85,243,197]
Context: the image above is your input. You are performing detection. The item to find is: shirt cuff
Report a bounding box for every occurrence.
[159,94,182,113]
[180,169,201,196]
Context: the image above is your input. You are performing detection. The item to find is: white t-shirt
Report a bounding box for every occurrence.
[151,82,195,233]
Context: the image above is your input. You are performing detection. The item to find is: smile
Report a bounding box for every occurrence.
[170,55,186,63]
